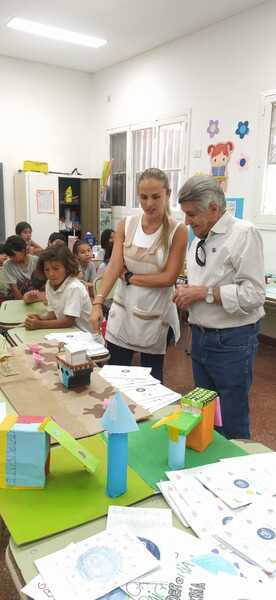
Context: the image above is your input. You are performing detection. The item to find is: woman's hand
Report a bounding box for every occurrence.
[91,304,104,333]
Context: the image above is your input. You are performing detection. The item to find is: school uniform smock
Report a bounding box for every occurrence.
[106,215,181,355]
[46,276,92,333]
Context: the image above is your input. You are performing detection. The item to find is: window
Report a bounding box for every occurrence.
[109,132,127,206]
[108,114,189,209]
[256,92,276,227]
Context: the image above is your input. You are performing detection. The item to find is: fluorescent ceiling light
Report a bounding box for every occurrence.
[7,17,107,48]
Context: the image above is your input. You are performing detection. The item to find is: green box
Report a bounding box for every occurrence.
[181,387,217,408]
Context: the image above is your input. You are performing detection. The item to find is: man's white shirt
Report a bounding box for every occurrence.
[187,211,265,328]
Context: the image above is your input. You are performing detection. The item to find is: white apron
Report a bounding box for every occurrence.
[106,215,181,354]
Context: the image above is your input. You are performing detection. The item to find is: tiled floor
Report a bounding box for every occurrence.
[0,333,276,599]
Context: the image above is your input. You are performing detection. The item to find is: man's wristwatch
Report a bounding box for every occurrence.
[124,270,133,285]
[205,287,214,304]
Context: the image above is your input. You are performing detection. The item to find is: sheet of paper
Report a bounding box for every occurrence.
[195,461,275,509]
[36,528,160,600]
[168,527,271,586]
[100,365,152,379]
[106,507,175,583]
[45,331,104,348]
[0,401,6,423]
[21,574,55,600]
[157,481,190,527]
[107,506,172,534]
[216,497,276,573]
[168,475,242,540]
[105,376,160,388]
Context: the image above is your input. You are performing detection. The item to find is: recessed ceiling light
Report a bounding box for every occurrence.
[7,17,107,48]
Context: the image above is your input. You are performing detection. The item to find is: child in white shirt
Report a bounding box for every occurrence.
[25,246,93,333]
[73,239,96,297]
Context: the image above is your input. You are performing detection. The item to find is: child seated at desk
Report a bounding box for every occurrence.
[48,232,67,247]
[25,245,94,333]
[73,239,96,297]
[2,236,39,299]
[15,221,42,256]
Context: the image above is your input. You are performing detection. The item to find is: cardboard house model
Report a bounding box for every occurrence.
[0,415,99,490]
[57,343,93,388]
[152,407,202,470]
[181,387,217,452]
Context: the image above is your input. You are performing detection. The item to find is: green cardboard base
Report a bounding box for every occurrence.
[127,421,248,489]
[0,436,154,545]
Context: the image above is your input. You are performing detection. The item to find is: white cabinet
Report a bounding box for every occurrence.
[14,172,100,248]
[14,172,59,247]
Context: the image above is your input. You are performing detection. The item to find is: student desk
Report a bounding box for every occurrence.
[0,300,46,329]
[5,325,78,346]
[5,438,271,598]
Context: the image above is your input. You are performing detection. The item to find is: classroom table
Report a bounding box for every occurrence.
[6,325,78,346]
[4,433,271,599]
[0,324,272,597]
[0,299,46,329]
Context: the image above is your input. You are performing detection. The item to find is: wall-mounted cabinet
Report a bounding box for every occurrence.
[14,172,100,247]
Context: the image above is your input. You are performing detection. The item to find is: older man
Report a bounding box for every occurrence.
[174,175,265,439]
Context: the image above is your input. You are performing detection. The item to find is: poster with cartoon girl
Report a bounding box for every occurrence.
[207,141,234,191]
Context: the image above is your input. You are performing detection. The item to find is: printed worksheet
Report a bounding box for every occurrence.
[216,498,276,573]
[107,506,172,534]
[36,529,160,600]
[157,481,190,527]
[195,462,274,509]
[100,365,152,379]
[107,507,175,583]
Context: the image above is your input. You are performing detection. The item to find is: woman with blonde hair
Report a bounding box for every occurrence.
[91,168,187,381]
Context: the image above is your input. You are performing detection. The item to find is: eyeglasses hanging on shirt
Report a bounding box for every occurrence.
[195,238,206,267]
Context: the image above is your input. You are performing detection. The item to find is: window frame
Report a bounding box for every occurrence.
[254,90,276,229]
[107,112,190,211]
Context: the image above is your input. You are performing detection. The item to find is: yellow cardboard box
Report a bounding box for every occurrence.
[23,160,48,174]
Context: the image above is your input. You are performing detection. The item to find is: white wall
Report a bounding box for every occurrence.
[0,56,94,236]
[89,0,276,272]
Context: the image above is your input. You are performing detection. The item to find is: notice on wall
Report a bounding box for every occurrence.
[36,189,55,214]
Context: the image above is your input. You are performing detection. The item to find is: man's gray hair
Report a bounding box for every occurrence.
[178,175,226,210]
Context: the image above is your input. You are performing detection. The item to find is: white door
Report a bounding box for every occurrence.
[26,173,59,247]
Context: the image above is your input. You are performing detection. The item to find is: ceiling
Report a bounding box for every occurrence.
[0,0,266,73]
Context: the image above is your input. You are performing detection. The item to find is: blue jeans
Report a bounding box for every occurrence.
[191,322,260,439]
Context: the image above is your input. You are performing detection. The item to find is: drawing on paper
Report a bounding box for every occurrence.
[77,546,122,582]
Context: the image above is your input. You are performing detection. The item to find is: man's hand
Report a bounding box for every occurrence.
[25,314,43,330]
[174,284,207,309]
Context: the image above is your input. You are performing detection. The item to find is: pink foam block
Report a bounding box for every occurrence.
[33,352,43,366]
[26,344,43,354]
[103,398,110,409]
[214,396,223,427]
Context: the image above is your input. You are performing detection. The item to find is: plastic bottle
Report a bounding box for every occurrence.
[84,232,96,249]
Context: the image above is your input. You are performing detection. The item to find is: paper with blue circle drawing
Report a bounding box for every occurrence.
[194,461,275,509]
[216,497,276,573]
[35,528,160,600]
[159,473,238,540]
[107,506,175,583]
